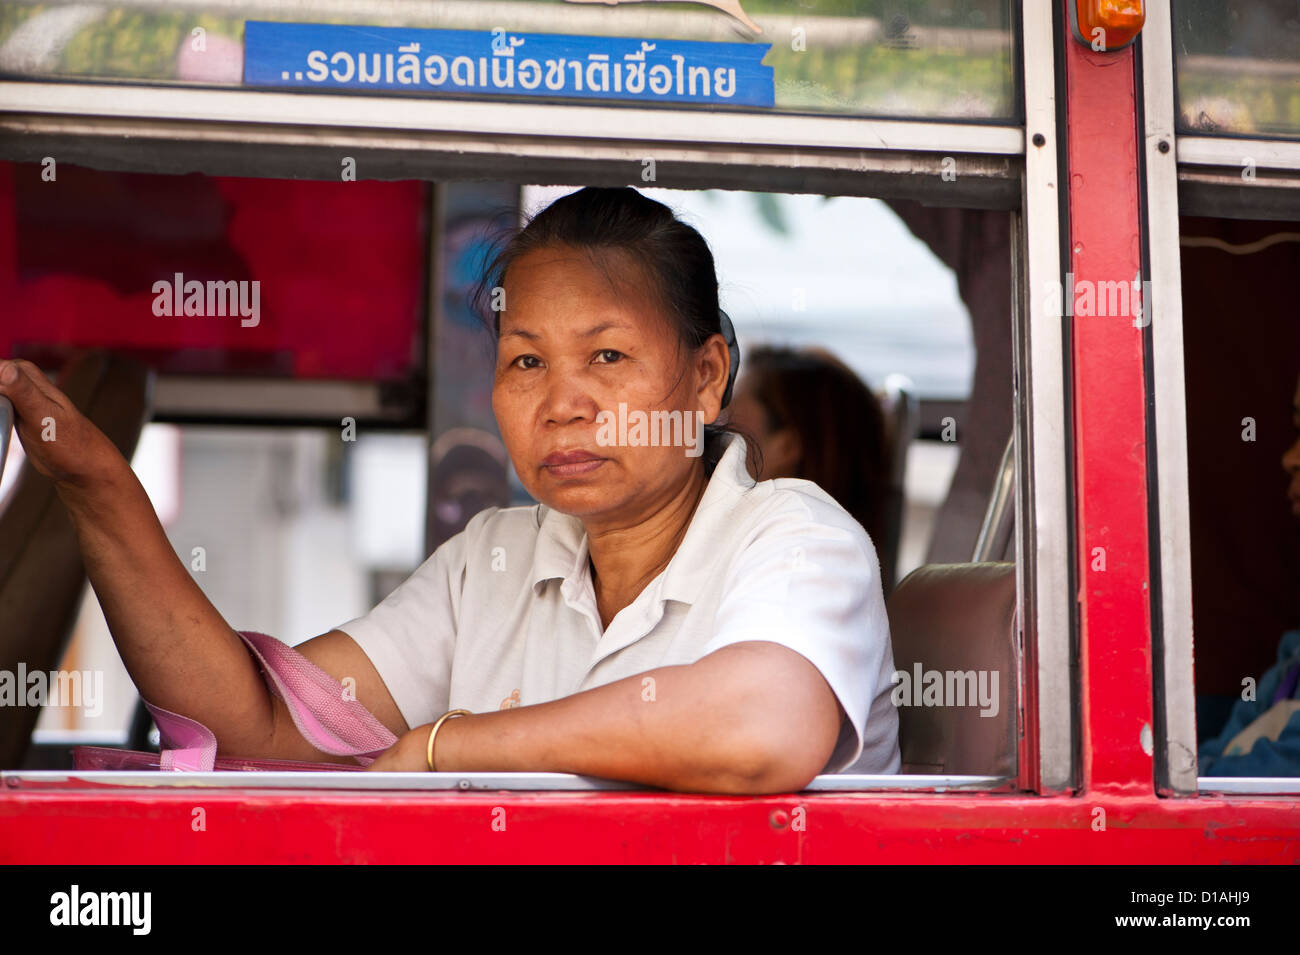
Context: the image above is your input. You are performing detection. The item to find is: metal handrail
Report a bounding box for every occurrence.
[0,396,13,488]
[972,433,1014,563]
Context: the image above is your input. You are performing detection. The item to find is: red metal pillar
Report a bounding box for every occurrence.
[1062,4,1155,794]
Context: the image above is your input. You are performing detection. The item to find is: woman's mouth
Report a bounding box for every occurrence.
[541,449,607,478]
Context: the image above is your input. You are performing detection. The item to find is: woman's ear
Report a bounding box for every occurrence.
[695,333,731,424]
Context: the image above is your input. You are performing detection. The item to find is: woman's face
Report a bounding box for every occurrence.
[1284,374,1300,517]
[492,245,728,526]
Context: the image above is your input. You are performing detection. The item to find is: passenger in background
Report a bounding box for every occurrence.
[427,427,510,549]
[1198,370,1300,776]
[726,345,892,588]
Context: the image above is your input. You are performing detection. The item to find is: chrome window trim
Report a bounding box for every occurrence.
[0,81,1024,155]
[1177,137,1300,171]
[1197,777,1300,796]
[1175,136,1300,220]
[0,770,1008,792]
[1017,0,1073,792]
[0,85,1023,205]
[150,377,403,422]
[1140,0,1198,796]
[0,112,1022,207]
[802,774,1007,793]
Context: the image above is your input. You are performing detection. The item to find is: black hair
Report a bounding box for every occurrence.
[743,344,889,552]
[470,186,737,471]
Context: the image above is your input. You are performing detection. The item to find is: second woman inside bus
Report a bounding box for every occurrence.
[0,186,900,792]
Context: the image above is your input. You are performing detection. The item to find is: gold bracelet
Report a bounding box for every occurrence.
[426,709,471,772]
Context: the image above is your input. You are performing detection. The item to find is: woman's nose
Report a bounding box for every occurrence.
[540,373,597,426]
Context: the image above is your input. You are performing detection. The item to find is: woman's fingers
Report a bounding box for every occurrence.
[0,358,104,485]
[0,359,60,420]
[0,358,66,410]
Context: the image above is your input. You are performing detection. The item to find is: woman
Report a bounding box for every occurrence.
[0,187,899,792]
[726,345,891,581]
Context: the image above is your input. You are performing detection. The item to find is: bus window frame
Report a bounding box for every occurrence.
[1014,0,1072,793]
[1139,0,1198,797]
[2,771,1012,793]
[0,3,1074,796]
[1176,137,1300,221]
[1143,0,1300,796]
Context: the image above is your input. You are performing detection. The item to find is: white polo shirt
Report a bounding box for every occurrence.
[336,433,900,775]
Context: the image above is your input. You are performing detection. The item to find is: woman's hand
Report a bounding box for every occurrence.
[365,723,437,772]
[0,358,129,488]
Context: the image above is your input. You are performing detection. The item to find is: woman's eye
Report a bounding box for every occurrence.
[511,354,542,370]
[593,349,624,364]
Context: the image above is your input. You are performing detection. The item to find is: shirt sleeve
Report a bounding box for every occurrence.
[699,495,900,774]
[332,525,471,732]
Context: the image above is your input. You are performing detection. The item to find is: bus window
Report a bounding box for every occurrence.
[0,0,1020,122]
[1178,216,1300,781]
[0,161,435,764]
[0,0,1069,794]
[2,173,1026,789]
[520,184,987,589]
[1144,0,1300,794]
[1173,0,1300,140]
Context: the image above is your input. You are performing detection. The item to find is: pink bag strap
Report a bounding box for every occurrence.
[142,630,399,772]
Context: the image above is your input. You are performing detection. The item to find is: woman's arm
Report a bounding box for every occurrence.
[0,359,406,761]
[367,640,843,793]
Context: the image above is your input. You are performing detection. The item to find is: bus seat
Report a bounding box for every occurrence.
[0,351,152,768]
[885,561,1017,776]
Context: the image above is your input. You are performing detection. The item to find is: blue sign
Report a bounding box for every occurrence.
[244,22,774,108]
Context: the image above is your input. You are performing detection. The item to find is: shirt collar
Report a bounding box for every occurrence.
[531,505,588,592]
[529,433,754,605]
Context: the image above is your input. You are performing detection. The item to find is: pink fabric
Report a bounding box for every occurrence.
[84,630,398,772]
[72,745,370,772]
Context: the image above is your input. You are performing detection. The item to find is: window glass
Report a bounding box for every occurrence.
[0,0,1018,121]
[1175,215,1300,781]
[0,163,428,388]
[521,186,975,582]
[22,423,426,765]
[1174,0,1300,139]
[9,175,1020,786]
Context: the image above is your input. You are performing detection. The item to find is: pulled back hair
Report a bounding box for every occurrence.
[470,186,735,471]
[742,345,890,552]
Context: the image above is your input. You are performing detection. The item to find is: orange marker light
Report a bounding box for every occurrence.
[1071,0,1145,52]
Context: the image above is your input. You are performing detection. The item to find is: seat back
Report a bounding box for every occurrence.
[886,562,1017,776]
[0,351,152,767]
